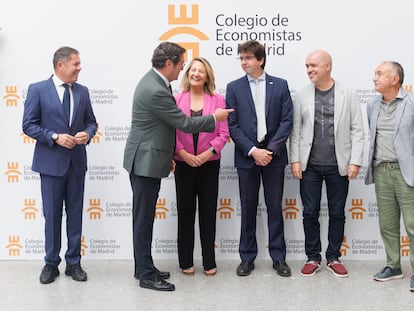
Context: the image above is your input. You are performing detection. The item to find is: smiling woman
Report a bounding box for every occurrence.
[173,57,230,276]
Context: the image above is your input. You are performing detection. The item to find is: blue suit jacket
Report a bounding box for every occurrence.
[226,74,293,169]
[23,76,97,176]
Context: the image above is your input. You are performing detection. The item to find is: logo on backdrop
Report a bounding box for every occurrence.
[87,198,104,220]
[4,162,21,183]
[217,198,233,219]
[283,198,299,219]
[22,199,39,220]
[155,198,168,219]
[3,86,20,107]
[21,133,35,144]
[401,235,410,257]
[5,235,23,256]
[159,4,208,66]
[340,236,351,257]
[90,126,103,144]
[80,235,88,257]
[349,198,365,220]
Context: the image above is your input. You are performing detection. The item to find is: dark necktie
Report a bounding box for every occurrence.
[168,84,173,94]
[62,84,70,125]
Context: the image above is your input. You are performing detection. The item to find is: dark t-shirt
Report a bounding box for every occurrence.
[309,85,337,166]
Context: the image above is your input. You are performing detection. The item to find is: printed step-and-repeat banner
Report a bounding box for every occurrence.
[0,0,412,261]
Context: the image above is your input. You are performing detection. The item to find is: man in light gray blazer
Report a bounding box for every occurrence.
[290,50,364,278]
[365,61,414,292]
[123,42,232,292]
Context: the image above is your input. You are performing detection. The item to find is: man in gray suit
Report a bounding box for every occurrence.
[365,61,414,292]
[123,42,232,291]
[290,50,364,278]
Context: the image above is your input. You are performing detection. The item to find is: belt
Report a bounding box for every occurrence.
[377,162,399,169]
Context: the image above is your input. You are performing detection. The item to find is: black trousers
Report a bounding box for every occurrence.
[129,173,161,280]
[174,160,220,270]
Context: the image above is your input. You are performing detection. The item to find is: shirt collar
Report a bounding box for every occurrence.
[152,68,170,88]
[248,72,266,83]
[52,74,71,88]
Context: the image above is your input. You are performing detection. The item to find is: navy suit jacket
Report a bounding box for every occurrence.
[226,74,293,169]
[23,76,97,176]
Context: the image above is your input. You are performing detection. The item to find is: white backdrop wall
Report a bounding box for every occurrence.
[0,0,411,262]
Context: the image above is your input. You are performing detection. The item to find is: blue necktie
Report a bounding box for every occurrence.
[62,84,70,125]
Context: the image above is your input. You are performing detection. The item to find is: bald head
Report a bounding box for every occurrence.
[305,50,333,89]
[307,50,332,68]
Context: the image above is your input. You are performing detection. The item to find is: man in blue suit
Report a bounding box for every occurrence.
[23,47,97,284]
[226,40,293,277]
[365,61,414,292]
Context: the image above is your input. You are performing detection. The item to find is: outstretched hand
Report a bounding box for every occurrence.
[213,108,234,122]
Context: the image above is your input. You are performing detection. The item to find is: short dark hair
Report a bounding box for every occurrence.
[151,42,185,69]
[390,61,404,86]
[53,46,79,69]
[237,40,266,69]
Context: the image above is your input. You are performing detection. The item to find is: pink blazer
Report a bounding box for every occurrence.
[174,91,229,161]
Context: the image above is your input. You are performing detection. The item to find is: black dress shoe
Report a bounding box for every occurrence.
[236,261,254,276]
[65,264,87,281]
[140,276,175,291]
[273,260,291,277]
[39,264,59,284]
[134,269,170,280]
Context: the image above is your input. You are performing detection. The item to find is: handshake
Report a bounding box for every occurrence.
[213,108,234,122]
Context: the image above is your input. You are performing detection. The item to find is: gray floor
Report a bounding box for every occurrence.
[1,260,412,311]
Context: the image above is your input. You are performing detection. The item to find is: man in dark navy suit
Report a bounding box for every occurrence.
[226,40,293,277]
[23,46,97,284]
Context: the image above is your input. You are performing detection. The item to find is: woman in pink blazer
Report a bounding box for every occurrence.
[174,58,229,276]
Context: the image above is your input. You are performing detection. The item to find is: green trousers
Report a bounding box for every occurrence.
[374,162,414,272]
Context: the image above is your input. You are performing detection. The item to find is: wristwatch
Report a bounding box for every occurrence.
[209,147,217,155]
[52,133,59,142]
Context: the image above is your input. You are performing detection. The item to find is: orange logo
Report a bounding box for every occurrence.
[217,198,233,219]
[403,85,412,92]
[20,133,36,144]
[22,199,39,220]
[349,198,365,220]
[401,235,410,257]
[91,123,102,144]
[80,235,88,257]
[4,162,21,183]
[155,199,168,219]
[340,236,350,257]
[91,130,102,144]
[159,4,208,60]
[87,199,103,219]
[5,235,23,256]
[3,86,20,107]
[283,198,299,219]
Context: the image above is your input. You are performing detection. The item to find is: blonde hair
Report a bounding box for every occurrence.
[180,57,216,95]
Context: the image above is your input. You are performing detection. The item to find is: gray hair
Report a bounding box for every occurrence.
[53,46,79,69]
[389,61,404,86]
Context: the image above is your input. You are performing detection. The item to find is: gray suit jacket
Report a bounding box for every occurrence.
[365,88,414,186]
[123,69,215,178]
[289,81,364,176]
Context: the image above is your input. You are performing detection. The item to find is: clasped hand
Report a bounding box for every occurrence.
[56,131,89,149]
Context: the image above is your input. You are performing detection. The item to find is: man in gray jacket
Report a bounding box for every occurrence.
[123,42,232,291]
[290,50,364,278]
[365,61,414,292]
